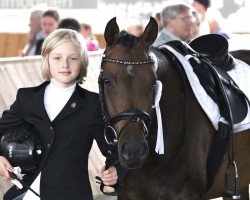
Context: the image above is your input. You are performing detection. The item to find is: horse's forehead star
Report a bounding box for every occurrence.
[126,65,134,76]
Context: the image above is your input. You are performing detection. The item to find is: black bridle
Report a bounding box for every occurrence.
[97,50,189,197]
[97,53,155,196]
[98,54,155,146]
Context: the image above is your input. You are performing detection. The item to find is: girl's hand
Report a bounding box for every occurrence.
[100,166,118,186]
[0,156,14,181]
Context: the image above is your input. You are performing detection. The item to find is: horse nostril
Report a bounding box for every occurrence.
[120,141,148,163]
[121,142,130,161]
[140,143,147,155]
[121,142,127,153]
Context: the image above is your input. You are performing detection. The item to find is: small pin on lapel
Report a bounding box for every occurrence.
[71,102,76,108]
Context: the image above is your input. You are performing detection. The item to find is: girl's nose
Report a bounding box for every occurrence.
[62,59,69,68]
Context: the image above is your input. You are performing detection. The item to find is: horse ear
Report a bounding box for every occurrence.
[104,17,120,47]
[141,17,158,49]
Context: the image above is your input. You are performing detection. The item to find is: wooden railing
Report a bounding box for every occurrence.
[0,33,105,58]
[0,33,27,57]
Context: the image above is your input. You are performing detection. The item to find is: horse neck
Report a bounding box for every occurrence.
[148,48,214,163]
[146,50,185,159]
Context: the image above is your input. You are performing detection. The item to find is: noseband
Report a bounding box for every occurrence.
[98,54,155,145]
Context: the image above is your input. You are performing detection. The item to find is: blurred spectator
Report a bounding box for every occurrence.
[22,10,44,56]
[154,12,163,33]
[192,0,209,20]
[206,8,231,39]
[80,23,99,51]
[35,9,60,55]
[153,0,194,47]
[192,0,210,35]
[189,9,202,41]
[58,18,81,32]
[126,19,144,37]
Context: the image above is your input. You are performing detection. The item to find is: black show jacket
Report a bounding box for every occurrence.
[0,81,112,200]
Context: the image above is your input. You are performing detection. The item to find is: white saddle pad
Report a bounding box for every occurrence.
[161,45,250,133]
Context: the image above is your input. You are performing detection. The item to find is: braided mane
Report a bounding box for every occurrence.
[117,30,136,49]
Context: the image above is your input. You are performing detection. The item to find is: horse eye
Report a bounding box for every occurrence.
[103,78,112,86]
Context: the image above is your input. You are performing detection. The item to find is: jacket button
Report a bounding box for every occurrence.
[50,126,53,130]
[47,143,51,148]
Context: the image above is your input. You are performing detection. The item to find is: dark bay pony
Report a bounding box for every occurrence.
[99,17,250,200]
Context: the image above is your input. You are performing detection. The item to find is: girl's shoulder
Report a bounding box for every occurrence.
[77,85,99,101]
[15,82,49,101]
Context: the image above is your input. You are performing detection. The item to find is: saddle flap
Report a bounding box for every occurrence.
[215,67,248,124]
[224,84,248,124]
[189,57,248,124]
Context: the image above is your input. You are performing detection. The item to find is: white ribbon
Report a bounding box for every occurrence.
[153,80,164,154]
[10,167,23,189]
[149,51,158,73]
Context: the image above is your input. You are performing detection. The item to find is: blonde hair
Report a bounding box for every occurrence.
[41,28,88,83]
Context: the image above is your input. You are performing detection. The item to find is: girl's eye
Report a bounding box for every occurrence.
[53,57,60,60]
[69,57,80,61]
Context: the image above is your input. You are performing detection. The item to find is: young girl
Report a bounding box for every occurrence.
[0,29,119,200]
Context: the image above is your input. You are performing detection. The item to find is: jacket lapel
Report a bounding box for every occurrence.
[34,81,51,124]
[52,84,85,122]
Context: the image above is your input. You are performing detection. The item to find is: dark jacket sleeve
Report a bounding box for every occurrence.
[0,89,27,157]
[89,102,108,156]
[0,89,26,132]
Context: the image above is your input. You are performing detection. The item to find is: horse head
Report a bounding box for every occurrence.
[99,17,158,169]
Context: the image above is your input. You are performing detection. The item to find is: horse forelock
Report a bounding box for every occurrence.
[118,30,137,49]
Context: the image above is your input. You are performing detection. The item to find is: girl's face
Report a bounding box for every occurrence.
[48,41,82,87]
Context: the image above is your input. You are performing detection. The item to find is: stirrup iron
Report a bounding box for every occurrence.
[224,161,240,199]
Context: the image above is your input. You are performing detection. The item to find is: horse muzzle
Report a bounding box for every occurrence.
[118,134,149,169]
[105,108,151,169]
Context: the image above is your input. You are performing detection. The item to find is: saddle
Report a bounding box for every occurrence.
[167,35,249,125]
[189,34,235,71]
[164,35,250,198]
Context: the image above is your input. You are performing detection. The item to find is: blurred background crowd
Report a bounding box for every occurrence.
[0,0,249,57]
